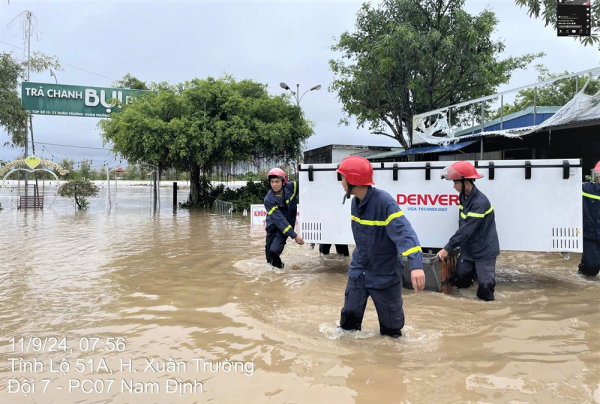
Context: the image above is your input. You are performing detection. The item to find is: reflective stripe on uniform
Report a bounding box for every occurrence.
[268,206,278,215]
[460,205,494,220]
[351,210,404,226]
[401,246,422,256]
[283,225,292,234]
[583,191,600,200]
[286,182,297,204]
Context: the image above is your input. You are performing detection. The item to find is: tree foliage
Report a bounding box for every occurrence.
[0,51,61,147]
[57,178,100,210]
[79,158,92,179]
[0,53,27,147]
[57,158,75,180]
[515,0,599,46]
[489,65,600,119]
[100,75,313,207]
[113,73,149,90]
[329,0,543,149]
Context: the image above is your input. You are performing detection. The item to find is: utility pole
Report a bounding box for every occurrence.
[24,11,31,199]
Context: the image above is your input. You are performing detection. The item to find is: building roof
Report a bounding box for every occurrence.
[365,149,405,160]
[367,141,476,159]
[305,143,402,153]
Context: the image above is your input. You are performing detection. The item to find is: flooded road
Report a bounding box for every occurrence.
[0,186,599,403]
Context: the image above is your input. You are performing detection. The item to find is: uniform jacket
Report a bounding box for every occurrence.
[349,187,423,289]
[444,184,500,261]
[264,181,298,238]
[583,182,600,243]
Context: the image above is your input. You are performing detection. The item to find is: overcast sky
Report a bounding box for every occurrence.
[0,0,598,168]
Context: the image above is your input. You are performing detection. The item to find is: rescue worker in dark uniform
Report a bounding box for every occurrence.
[579,161,600,276]
[437,161,500,301]
[264,168,304,268]
[318,243,350,256]
[337,156,425,338]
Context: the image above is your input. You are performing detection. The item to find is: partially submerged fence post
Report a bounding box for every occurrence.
[153,171,158,212]
[173,182,177,210]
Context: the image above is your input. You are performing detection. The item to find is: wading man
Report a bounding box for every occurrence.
[264,168,304,268]
[337,156,425,338]
[437,161,499,301]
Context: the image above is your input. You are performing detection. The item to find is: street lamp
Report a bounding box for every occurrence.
[279,81,321,180]
[279,82,321,106]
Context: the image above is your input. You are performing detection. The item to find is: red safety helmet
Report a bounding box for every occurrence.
[267,168,288,184]
[441,161,483,181]
[594,161,600,176]
[336,156,375,186]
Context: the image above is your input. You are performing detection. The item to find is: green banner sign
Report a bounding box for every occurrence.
[21,82,154,118]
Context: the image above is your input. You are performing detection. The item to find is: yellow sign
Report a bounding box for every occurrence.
[25,156,41,169]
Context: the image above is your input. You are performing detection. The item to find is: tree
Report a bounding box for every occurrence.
[123,164,141,180]
[515,0,599,46]
[99,75,313,207]
[89,168,101,181]
[113,73,149,90]
[0,51,61,147]
[0,53,27,147]
[57,178,100,210]
[489,65,600,119]
[329,0,543,149]
[57,158,74,180]
[79,159,92,179]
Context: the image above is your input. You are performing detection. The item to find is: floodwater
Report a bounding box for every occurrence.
[0,186,599,404]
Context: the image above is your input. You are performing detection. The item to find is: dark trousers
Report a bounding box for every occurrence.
[340,274,404,338]
[455,257,496,301]
[265,228,287,268]
[319,244,350,256]
[579,238,600,276]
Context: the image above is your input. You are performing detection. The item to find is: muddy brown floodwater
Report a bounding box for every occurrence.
[0,187,599,403]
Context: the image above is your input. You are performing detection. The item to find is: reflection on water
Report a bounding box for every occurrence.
[0,187,599,403]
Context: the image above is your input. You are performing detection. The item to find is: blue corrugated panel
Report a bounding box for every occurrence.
[467,113,555,134]
[399,140,478,156]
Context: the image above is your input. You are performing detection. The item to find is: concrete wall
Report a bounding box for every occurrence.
[332,148,362,163]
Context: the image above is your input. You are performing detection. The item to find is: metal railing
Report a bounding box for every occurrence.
[214,199,233,217]
[412,66,600,144]
[19,195,43,209]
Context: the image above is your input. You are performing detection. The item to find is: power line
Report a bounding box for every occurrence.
[37,147,116,168]
[35,141,113,151]
[36,142,117,166]
[0,40,119,82]
[40,144,57,159]
[39,147,117,167]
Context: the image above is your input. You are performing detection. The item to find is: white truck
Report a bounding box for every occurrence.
[298,159,582,290]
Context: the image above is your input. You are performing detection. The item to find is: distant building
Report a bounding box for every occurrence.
[115,167,124,179]
[303,144,402,164]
